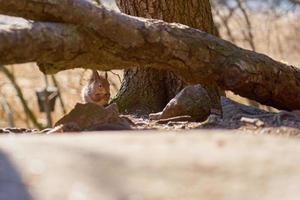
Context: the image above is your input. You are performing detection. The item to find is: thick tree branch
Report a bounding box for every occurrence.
[0,0,300,111]
[0,21,88,65]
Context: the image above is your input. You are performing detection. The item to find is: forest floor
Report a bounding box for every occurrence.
[126,114,300,137]
[1,112,300,137]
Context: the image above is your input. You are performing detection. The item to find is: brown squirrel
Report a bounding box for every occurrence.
[81,70,110,106]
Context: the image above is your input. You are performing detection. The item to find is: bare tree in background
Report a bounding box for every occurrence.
[0,66,42,129]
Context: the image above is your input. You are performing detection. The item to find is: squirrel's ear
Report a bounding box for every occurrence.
[91,70,100,81]
[105,71,108,80]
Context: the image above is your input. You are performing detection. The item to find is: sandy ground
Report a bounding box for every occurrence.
[1,131,300,200]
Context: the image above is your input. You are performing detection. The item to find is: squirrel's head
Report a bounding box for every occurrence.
[88,70,110,105]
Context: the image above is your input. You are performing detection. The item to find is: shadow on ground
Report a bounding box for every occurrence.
[0,151,32,200]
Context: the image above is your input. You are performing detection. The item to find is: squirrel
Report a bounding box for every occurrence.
[81,70,110,106]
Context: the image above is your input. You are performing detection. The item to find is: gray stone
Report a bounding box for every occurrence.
[150,85,211,122]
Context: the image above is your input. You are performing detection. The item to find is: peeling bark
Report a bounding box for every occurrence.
[0,0,299,111]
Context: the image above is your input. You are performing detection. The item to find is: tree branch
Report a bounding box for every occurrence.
[0,0,299,111]
[0,21,88,66]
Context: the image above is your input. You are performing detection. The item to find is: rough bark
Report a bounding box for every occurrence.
[1,132,300,200]
[115,0,222,115]
[0,0,299,111]
[114,68,168,114]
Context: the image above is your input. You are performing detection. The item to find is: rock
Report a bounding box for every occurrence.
[149,85,211,122]
[221,97,269,120]
[54,103,131,132]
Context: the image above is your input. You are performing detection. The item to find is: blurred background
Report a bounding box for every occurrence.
[0,0,299,129]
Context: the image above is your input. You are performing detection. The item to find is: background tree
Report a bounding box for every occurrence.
[114,0,223,115]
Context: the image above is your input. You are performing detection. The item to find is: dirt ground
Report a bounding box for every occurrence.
[128,114,300,136]
[2,131,300,200]
[1,112,300,137]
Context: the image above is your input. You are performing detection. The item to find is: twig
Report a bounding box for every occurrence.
[108,70,122,84]
[0,96,15,127]
[51,75,67,114]
[0,65,43,129]
[43,75,52,127]
[236,0,256,51]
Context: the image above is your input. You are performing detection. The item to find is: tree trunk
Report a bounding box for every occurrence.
[0,0,300,111]
[115,0,222,115]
